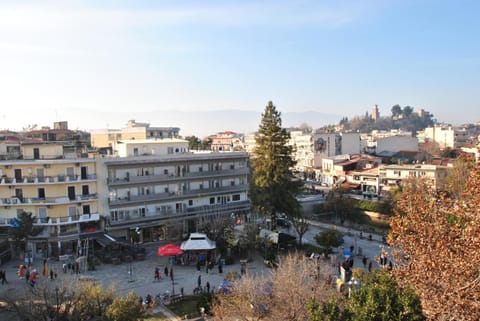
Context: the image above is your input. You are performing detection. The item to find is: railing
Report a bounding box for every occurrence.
[107,168,249,185]
[0,174,97,185]
[0,213,101,227]
[108,201,250,226]
[0,193,98,206]
[109,185,248,206]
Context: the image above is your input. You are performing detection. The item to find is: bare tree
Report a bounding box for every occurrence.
[212,253,340,321]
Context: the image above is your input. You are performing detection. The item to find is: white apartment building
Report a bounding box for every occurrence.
[90,120,180,152]
[379,163,448,191]
[376,136,419,155]
[422,125,468,149]
[288,131,314,174]
[112,139,189,158]
[97,151,250,243]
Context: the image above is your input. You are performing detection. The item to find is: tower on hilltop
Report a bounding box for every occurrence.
[372,104,380,121]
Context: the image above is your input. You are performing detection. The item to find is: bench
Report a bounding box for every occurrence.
[166,294,184,305]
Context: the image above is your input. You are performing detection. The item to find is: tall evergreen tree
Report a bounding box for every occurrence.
[250,101,303,230]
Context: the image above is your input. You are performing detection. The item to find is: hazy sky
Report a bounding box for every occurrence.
[1,0,479,133]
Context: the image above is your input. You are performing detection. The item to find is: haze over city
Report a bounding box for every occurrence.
[1,0,479,136]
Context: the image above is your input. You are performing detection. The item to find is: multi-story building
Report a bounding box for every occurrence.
[313,132,361,178]
[97,151,250,243]
[375,136,419,155]
[209,131,244,152]
[112,139,190,158]
[90,120,180,153]
[422,125,469,149]
[0,142,99,260]
[321,154,381,187]
[313,133,339,169]
[288,131,314,175]
[379,163,448,191]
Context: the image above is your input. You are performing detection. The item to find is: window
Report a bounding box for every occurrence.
[188,200,193,206]
[68,206,77,217]
[164,169,168,175]
[210,197,215,204]
[167,147,174,154]
[38,207,47,220]
[38,188,45,199]
[232,194,241,201]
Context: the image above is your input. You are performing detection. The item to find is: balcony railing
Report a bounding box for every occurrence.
[0,174,97,185]
[0,213,101,227]
[0,193,98,206]
[108,201,251,226]
[107,168,249,185]
[109,184,248,206]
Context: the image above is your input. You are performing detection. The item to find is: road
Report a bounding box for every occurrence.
[292,194,391,270]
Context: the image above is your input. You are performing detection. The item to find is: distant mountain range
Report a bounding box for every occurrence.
[69,109,342,138]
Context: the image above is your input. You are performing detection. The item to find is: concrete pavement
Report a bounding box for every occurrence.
[0,242,269,320]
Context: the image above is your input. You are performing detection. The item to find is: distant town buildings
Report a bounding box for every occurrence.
[208,131,244,152]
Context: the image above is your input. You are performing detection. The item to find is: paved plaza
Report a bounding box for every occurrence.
[0,242,271,320]
[0,232,383,320]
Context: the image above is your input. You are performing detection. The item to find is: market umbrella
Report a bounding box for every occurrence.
[157,244,184,256]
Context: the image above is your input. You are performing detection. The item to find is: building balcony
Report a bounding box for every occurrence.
[0,174,97,185]
[108,201,251,227]
[108,184,248,206]
[0,193,98,207]
[0,213,101,227]
[107,168,249,186]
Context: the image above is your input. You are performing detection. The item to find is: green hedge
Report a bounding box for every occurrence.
[356,200,392,215]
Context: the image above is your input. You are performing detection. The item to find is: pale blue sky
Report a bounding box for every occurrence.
[0,0,479,134]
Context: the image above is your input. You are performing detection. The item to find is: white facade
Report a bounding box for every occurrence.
[97,152,250,241]
[379,163,448,191]
[423,125,468,149]
[313,133,338,168]
[289,131,314,173]
[113,139,189,157]
[341,132,361,155]
[376,136,419,154]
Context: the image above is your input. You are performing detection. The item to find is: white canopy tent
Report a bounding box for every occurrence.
[180,233,216,251]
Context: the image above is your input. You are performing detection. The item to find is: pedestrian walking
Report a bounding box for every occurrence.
[164,266,169,277]
[154,267,160,281]
[50,269,54,280]
[206,281,210,293]
[362,256,367,269]
[368,261,372,272]
[197,274,202,288]
[2,270,8,284]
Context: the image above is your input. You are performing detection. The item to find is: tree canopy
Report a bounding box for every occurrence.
[389,163,480,320]
[250,101,303,230]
